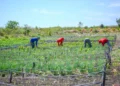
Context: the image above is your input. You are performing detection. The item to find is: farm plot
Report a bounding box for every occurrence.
[0,36,115,86]
[0,42,107,74]
[0,35,115,48]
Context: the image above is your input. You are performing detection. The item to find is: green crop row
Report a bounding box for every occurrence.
[0,41,109,75]
[0,35,115,48]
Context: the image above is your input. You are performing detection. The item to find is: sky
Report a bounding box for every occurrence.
[0,0,120,27]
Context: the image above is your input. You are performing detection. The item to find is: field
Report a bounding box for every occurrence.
[0,35,116,86]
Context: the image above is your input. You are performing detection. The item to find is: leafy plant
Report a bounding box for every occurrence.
[5,20,19,29]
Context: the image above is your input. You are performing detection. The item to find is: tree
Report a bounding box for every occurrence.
[116,18,120,27]
[100,24,104,28]
[6,21,19,29]
[78,22,83,28]
[35,26,39,29]
[84,26,88,29]
[23,24,30,36]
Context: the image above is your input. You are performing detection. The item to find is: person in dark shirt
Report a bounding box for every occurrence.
[30,37,40,48]
[84,38,92,48]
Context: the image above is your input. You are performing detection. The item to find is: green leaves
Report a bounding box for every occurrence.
[6,20,19,29]
[0,35,115,75]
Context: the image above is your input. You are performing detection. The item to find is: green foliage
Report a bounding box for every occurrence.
[0,22,119,38]
[100,24,104,28]
[4,35,9,39]
[0,35,115,75]
[35,26,39,29]
[0,30,5,36]
[84,26,88,29]
[116,18,120,27]
[5,20,19,29]
[0,37,29,47]
[116,27,120,31]
[0,41,106,75]
[78,22,83,28]
[23,29,30,36]
[23,24,31,36]
[0,27,4,29]
[93,29,99,33]
[3,28,13,35]
[13,29,24,35]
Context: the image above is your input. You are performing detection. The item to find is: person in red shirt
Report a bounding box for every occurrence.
[98,38,109,46]
[98,38,112,51]
[57,37,64,46]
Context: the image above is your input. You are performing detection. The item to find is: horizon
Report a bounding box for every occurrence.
[0,0,120,27]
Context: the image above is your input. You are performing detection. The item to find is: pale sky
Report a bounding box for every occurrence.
[0,0,120,27]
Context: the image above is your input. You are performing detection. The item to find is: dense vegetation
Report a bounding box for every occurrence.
[0,41,106,75]
[0,34,115,75]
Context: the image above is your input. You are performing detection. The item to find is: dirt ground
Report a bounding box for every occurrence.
[105,34,120,86]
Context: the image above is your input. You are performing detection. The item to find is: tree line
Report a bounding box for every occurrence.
[3,18,120,30]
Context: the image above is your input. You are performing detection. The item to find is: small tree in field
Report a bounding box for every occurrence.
[23,24,30,36]
[116,18,120,27]
[100,24,104,28]
[78,22,83,28]
[6,21,19,29]
[84,26,88,29]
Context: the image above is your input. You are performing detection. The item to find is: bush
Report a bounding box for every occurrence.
[0,31,5,36]
[4,35,9,39]
[3,28,12,35]
[100,24,104,28]
[84,26,88,29]
[93,29,99,33]
[23,29,30,36]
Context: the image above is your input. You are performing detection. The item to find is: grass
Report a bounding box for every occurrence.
[0,40,110,75]
[0,37,29,47]
[0,35,115,48]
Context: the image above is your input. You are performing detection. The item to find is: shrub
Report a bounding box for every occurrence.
[84,26,88,29]
[23,29,30,36]
[93,29,99,33]
[100,24,104,28]
[0,31,5,36]
[4,35,9,39]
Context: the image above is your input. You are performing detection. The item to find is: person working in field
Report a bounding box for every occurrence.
[98,38,112,51]
[57,37,64,46]
[30,37,40,48]
[84,38,92,48]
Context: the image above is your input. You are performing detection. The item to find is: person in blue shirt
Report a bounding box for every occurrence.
[30,37,40,48]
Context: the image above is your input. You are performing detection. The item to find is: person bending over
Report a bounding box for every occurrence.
[98,38,112,51]
[57,37,64,46]
[84,38,92,48]
[30,37,40,48]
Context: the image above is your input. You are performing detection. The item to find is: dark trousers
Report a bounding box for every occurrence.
[31,42,35,48]
[57,42,63,46]
[84,39,92,48]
